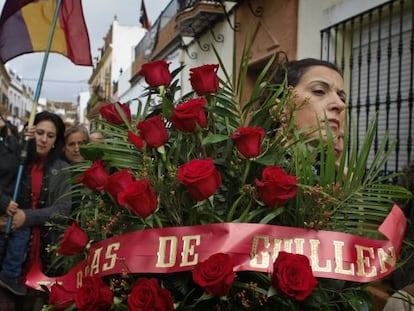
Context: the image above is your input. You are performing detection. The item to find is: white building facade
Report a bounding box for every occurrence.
[6,67,34,131]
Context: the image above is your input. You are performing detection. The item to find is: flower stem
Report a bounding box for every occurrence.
[227,193,245,222]
[242,160,251,184]
[196,129,207,158]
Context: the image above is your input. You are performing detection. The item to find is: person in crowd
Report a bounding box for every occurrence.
[5,121,20,140]
[63,125,89,164]
[0,111,71,309]
[63,125,91,216]
[273,57,414,309]
[89,129,104,143]
[271,56,347,163]
[383,159,414,310]
[0,113,24,298]
[393,160,414,288]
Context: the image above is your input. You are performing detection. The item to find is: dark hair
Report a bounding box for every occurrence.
[27,111,66,165]
[5,121,19,139]
[271,53,342,88]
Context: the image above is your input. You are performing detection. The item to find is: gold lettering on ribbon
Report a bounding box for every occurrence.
[76,264,91,288]
[84,265,90,277]
[283,239,293,253]
[273,238,282,258]
[90,247,103,275]
[76,270,83,288]
[355,245,377,277]
[294,238,305,254]
[156,236,178,268]
[180,235,200,267]
[250,235,270,268]
[103,242,120,271]
[377,247,395,274]
[333,240,355,275]
[309,239,332,272]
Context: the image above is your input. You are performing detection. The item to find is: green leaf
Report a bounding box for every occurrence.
[201,134,229,146]
[254,152,278,166]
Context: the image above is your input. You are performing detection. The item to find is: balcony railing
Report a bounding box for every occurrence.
[134,0,179,59]
[176,0,225,37]
[178,0,222,10]
[134,0,230,59]
[131,0,235,80]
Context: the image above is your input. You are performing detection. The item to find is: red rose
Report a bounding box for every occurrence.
[128,277,174,311]
[139,60,172,87]
[190,64,219,95]
[118,179,158,218]
[49,283,75,311]
[169,98,207,132]
[99,102,132,125]
[255,166,297,206]
[177,158,222,201]
[104,169,135,204]
[137,115,169,148]
[77,160,108,191]
[75,276,113,310]
[271,251,317,301]
[128,130,144,149]
[230,126,265,158]
[57,222,89,256]
[192,253,236,297]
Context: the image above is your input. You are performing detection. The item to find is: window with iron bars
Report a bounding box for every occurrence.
[321,0,413,177]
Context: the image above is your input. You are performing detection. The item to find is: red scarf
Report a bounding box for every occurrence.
[31,157,45,209]
[27,157,45,280]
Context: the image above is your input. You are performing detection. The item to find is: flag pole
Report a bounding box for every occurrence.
[5,0,63,235]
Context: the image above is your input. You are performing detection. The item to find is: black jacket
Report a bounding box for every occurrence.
[17,157,72,275]
[0,134,20,214]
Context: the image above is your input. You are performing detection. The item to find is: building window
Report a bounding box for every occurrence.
[321,0,413,175]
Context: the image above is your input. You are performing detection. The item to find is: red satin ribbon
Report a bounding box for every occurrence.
[26,204,407,291]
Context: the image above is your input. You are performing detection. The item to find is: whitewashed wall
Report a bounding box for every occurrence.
[297,0,390,59]
[111,21,146,84]
[179,13,235,95]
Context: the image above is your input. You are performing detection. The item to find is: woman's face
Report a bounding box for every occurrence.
[292,65,346,157]
[64,131,86,163]
[35,120,57,157]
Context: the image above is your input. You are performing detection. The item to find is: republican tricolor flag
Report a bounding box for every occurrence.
[139,0,150,30]
[0,0,92,66]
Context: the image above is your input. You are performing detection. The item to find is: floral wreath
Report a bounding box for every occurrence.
[41,52,412,311]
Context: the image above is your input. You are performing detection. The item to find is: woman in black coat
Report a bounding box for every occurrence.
[0,114,20,216]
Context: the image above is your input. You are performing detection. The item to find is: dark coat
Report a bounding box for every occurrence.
[17,157,72,275]
[391,162,414,289]
[0,135,20,214]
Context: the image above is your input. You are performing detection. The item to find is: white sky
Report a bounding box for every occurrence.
[0,0,170,102]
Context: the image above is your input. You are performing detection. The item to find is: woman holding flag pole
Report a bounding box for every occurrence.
[0,0,92,308]
[0,113,28,298]
[5,111,70,308]
[0,111,70,299]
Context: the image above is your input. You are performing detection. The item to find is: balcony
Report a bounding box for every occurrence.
[0,102,8,115]
[176,0,226,37]
[130,0,237,82]
[0,93,10,115]
[86,86,106,120]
